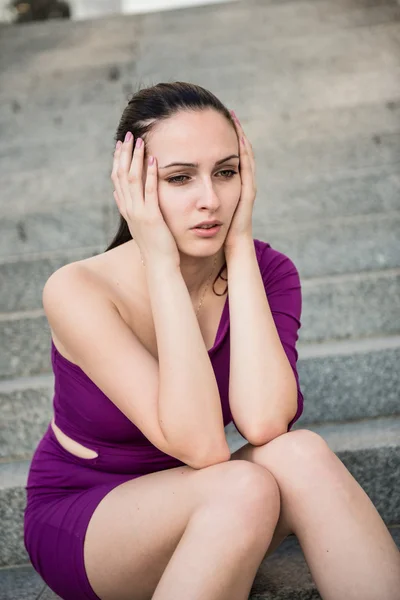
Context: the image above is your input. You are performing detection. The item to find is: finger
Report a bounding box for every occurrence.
[238,135,254,197]
[111,140,125,215]
[144,155,159,216]
[127,137,145,210]
[114,133,134,220]
[230,110,255,175]
[118,132,142,218]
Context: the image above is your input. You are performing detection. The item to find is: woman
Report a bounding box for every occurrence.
[24,82,400,600]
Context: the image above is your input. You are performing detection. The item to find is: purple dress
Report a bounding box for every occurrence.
[24,239,304,599]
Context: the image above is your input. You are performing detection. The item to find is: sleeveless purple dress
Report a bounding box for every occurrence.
[24,239,304,599]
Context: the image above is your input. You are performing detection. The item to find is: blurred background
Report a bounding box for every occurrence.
[0,0,235,23]
[1,0,399,597]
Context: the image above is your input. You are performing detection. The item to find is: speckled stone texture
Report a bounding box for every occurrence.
[1,528,399,599]
[1,0,400,597]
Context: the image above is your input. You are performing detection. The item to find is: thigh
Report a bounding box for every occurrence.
[84,459,278,600]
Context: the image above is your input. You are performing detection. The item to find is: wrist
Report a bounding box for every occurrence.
[225,235,254,262]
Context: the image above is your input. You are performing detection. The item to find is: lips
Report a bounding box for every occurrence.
[192,224,222,237]
[192,222,222,229]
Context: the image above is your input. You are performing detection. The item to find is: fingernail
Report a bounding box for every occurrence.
[136,138,143,148]
[149,155,154,165]
[124,131,133,142]
[116,140,122,149]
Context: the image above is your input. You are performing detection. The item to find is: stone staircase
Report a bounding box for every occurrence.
[1,0,400,598]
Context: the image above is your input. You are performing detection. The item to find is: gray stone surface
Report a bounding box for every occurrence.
[1,155,400,233]
[254,526,400,599]
[0,460,31,490]
[1,528,399,600]
[0,247,102,312]
[3,74,398,148]
[0,0,399,243]
[1,338,400,461]
[263,212,400,278]
[300,268,400,343]
[36,588,61,600]
[260,161,400,224]
[1,418,399,566]
[0,485,30,567]
[0,385,53,459]
[297,338,400,424]
[2,213,400,312]
[0,315,51,380]
[0,0,400,591]
[0,564,45,600]
[0,206,109,258]
[2,268,400,379]
[226,415,400,524]
[137,0,400,43]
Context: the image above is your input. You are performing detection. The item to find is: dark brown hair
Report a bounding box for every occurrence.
[105,81,237,297]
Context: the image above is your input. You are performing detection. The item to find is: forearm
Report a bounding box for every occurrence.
[226,238,298,445]
[145,259,230,465]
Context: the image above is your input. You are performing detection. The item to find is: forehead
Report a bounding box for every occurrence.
[148,109,238,154]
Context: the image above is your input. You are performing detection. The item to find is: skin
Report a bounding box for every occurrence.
[138,108,242,298]
[52,108,400,599]
[140,108,400,597]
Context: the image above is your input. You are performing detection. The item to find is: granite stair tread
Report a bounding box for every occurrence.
[1,527,399,600]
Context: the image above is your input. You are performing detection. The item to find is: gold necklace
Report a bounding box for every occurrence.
[141,252,218,318]
[196,255,218,317]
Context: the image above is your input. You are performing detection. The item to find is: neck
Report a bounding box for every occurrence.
[182,251,225,298]
[129,239,226,299]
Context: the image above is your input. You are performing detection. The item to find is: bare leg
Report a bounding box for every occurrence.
[233,430,400,600]
[152,487,280,600]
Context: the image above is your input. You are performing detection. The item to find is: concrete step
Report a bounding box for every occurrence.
[1,109,399,187]
[1,525,400,600]
[1,336,400,460]
[1,264,399,379]
[137,0,400,49]
[1,212,399,308]
[137,20,400,82]
[1,1,399,104]
[1,416,399,568]
[0,208,109,259]
[2,86,400,150]
[1,158,399,258]
[0,2,399,246]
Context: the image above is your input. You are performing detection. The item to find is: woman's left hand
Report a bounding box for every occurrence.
[224,110,257,253]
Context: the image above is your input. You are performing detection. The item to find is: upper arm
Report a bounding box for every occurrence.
[42,264,205,467]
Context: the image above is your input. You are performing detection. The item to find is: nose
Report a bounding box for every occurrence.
[198,178,221,210]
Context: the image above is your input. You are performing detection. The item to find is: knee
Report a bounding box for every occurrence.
[276,429,331,461]
[211,460,281,516]
[261,429,333,478]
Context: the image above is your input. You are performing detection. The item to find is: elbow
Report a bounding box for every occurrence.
[188,443,231,470]
[244,419,290,447]
[200,441,231,468]
[176,434,231,469]
[235,394,298,446]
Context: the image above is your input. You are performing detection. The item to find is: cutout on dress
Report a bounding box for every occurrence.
[51,419,99,459]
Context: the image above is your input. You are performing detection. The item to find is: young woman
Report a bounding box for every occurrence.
[24,82,400,600]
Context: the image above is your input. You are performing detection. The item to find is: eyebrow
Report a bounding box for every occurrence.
[159,154,240,169]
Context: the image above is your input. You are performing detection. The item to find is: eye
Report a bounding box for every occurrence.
[217,169,237,178]
[167,175,189,184]
[166,170,237,185]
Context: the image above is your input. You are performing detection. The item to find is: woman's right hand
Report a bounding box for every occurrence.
[111,132,180,268]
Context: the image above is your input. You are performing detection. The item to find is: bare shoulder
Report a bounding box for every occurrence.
[46,240,145,363]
